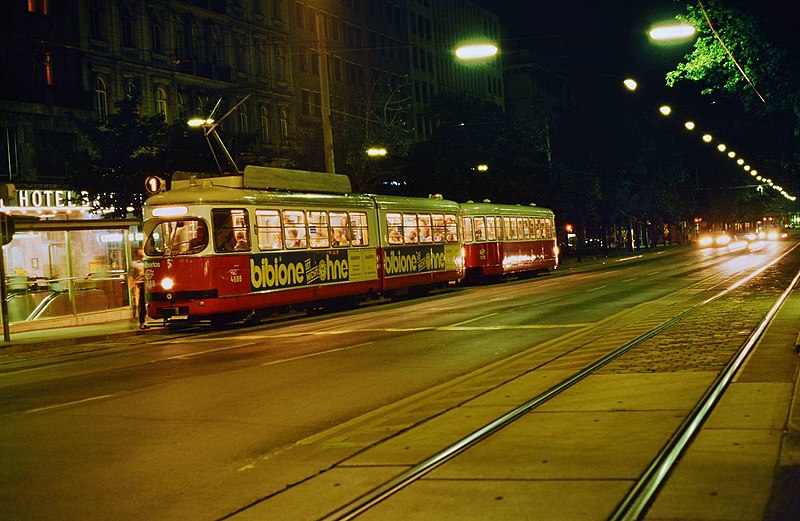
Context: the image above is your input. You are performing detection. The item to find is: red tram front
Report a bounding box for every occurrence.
[460,202,558,279]
[142,170,381,323]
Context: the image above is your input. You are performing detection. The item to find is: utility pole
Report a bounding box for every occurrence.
[317,11,335,174]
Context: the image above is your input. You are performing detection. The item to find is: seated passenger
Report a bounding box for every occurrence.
[188,222,208,251]
[234,231,250,250]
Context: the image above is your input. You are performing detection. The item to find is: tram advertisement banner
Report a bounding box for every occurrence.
[383,244,459,277]
[249,248,378,291]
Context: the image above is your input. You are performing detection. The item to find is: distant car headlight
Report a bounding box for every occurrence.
[698,236,713,247]
[767,231,779,241]
[715,234,731,246]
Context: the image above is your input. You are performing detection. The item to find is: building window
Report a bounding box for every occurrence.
[255,42,265,76]
[260,106,270,143]
[275,45,287,82]
[151,17,162,53]
[121,7,135,48]
[90,0,105,40]
[155,87,168,121]
[238,110,248,134]
[95,76,108,123]
[27,0,49,15]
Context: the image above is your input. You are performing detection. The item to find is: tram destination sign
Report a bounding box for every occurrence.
[249,248,378,291]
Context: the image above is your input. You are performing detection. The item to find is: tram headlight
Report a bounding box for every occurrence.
[161,277,175,290]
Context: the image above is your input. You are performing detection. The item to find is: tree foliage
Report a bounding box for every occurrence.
[667,1,800,149]
[68,92,214,217]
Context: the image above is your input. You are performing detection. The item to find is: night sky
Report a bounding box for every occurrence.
[475,0,800,193]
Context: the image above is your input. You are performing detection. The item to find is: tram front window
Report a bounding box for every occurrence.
[144,219,209,256]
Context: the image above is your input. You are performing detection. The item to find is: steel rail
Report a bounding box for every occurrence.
[610,263,800,520]
[320,247,797,521]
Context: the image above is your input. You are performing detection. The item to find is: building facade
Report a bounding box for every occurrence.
[1,0,503,183]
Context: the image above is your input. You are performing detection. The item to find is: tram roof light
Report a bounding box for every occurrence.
[152,206,189,217]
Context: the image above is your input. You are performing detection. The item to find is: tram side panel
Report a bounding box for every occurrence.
[371,194,464,293]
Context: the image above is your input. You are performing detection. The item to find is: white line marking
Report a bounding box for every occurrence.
[262,342,374,366]
[26,394,114,414]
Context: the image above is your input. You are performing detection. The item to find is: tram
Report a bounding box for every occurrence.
[141,166,465,322]
[460,201,558,279]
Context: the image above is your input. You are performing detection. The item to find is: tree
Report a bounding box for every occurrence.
[666,0,800,189]
[67,92,214,217]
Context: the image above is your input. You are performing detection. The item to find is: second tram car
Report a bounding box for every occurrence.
[460,201,558,279]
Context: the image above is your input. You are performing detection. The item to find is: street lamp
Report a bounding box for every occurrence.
[454,42,498,61]
[648,23,696,42]
[366,147,387,157]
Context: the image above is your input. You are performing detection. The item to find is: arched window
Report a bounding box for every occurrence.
[260,106,270,143]
[279,107,289,145]
[155,86,168,121]
[95,76,108,123]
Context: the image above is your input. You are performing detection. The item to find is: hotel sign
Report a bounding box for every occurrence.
[0,189,90,209]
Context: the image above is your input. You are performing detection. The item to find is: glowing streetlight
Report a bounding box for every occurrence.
[366,147,387,157]
[187,117,215,127]
[455,43,498,60]
[623,78,638,91]
[717,143,726,152]
[476,164,489,172]
[648,23,696,41]
[684,121,695,130]
[727,151,736,158]
[659,105,672,116]
[702,134,713,143]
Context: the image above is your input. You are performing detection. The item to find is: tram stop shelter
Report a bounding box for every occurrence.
[1,218,141,334]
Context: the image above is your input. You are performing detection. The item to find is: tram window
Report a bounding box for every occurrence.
[445,214,458,241]
[536,218,543,239]
[418,213,433,242]
[145,219,209,256]
[403,213,419,243]
[546,218,553,238]
[486,216,497,241]
[474,217,486,241]
[461,217,473,242]
[431,214,446,242]
[349,211,369,246]
[330,211,350,246]
[520,218,530,239]
[308,210,330,248]
[386,213,403,244]
[212,209,250,252]
[283,210,307,248]
[255,209,283,250]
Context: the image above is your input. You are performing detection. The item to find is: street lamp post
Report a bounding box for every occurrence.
[317,12,335,174]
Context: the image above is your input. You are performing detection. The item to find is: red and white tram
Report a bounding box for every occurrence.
[460,201,558,279]
[141,167,464,322]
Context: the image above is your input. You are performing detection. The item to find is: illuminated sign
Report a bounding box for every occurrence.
[0,189,89,209]
[250,249,378,291]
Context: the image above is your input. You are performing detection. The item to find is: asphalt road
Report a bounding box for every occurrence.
[0,243,788,520]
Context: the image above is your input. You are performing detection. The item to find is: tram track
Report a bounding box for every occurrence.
[225,244,800,521]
